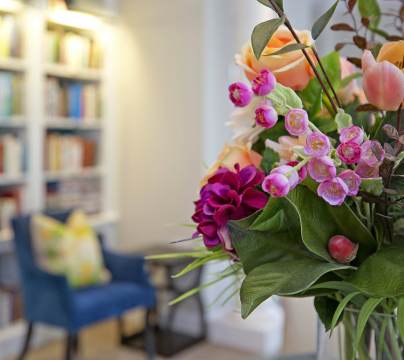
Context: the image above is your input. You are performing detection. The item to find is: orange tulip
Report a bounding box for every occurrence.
[362,45,404,111]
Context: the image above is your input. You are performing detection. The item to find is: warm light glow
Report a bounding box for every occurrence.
[47,9,102,31]
[0,0,22,13]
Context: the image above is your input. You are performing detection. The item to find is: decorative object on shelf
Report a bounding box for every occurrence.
[151,1,404,359]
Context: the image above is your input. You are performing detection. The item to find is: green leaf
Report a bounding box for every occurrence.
[286,186,376,262]
[310,281,358,294]
[251,17,285,60]
[240,258,352,318]
[354,298,384,349]
[335,109,352,132]
[315,296,340,331]
[360,177,384,196]
[257,0,283,11]
[349,245,404,297]
[398,298,404,343]
[260,147,280,174]
[330,292,361,333]
[312,1,340,40]
[264,43,309,56]
[358,0,381,27]
[268,82,303,115]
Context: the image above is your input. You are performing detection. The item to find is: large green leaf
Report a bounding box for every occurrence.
[286,186,376,262]
[349,245,404,297]
[240,258,352,318]
[312,1,339,40]
[251,17,285,60]
[358,0,380,27]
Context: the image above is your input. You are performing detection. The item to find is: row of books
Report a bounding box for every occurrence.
[0,188,21,231]
[46,178,102,214]
[46,78,101,120]
[46,29,102,69]
[0,14,21,59]
[45,134,98,172]
[0,135,24,177]
[0,72,23,117]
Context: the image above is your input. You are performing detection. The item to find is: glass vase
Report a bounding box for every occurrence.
[317,308,404,360]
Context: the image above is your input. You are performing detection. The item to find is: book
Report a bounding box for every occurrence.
[0,72,23,116]
[0,135,23,177]
[0,189,21,231]
[0,14,21,59]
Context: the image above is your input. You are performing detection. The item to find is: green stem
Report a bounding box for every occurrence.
[387,319,403,360]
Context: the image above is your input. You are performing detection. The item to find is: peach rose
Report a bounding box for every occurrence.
[236,25,316,91]
[377,40,404,69]
[201,145,262,185]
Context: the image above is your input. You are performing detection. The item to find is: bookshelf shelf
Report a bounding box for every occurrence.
[44,167,103,182]
[44,63,102,81]
[0,57,25,72]
[0,116,25,129]
[46,117,102,131]
[0,174,26,187]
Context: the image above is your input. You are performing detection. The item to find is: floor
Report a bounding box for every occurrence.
[11,320,255,360]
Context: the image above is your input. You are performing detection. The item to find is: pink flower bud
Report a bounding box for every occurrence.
[355,161,380,178]
[252,70,277,96]
[271,165,299,189]
[317,177,349,206]
[285,109,309,136]
[339,125,364,145]
[304,132,331,158]
[328,235,359,264]
[255,104,278,128]
[337,142,362,164]
[308,156,336,183]
[229,82,253,107]
[362,50,404,111]
[338,170,361,196]
[262,173,290,197]
[287,161,307,182]
[361,140,385,167]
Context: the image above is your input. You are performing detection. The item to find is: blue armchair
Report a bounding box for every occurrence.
[12,211,156,360]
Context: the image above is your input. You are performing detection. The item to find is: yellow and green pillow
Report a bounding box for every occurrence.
[31,210,110,288]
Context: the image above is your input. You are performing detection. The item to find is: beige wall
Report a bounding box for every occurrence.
[115,0,204,249]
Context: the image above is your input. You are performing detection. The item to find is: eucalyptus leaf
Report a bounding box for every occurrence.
[286,186,376,262]
[312,0,340,40]
[268,83,303,115]
[354,297,384,350]
[349,245,404,297]
[264,43,309,57]
[252,17,285,60]
[240,258,352,318]
[335,109,353,132]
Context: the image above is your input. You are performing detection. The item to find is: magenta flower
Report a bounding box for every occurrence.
[228,82,253,107]
[360,140,385,167]
[317,177,349,206]
[337,142,362,164]
[287,160,307,183]
[307,156,336,182]
[255,104,278,129]
[304,132,331,157]
[339,125,364,145]
[339,170,361,196]
[262,173,291,197]
[270,165,299,190]
[285,109,309,136]
[252,69,277,96]
[193,165,267,251]
[328,235,358,264]
[355,161,380,178]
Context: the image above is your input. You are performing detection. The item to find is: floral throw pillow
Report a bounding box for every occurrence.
[31,210,110,288]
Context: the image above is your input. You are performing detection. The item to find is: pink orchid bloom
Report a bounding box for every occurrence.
[362,50,404,111]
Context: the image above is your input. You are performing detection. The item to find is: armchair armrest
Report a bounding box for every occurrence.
[102,249,152,287]
[22,266,74,327]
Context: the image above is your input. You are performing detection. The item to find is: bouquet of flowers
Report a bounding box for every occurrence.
[152,0,404,358]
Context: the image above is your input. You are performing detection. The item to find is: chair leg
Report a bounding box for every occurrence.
[17,322,34,360]
[65,334,76,360]
[144,309,156,360]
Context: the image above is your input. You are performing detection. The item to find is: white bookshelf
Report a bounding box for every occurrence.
[44,63,102,81]
[0,57,25,72]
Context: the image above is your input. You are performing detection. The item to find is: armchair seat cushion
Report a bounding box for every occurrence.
[72,282,155,329]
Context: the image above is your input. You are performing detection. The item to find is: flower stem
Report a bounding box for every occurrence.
[293,157,309,171]
[267,0,339,114]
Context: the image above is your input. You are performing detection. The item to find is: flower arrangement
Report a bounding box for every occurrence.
[151,0,404,358]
